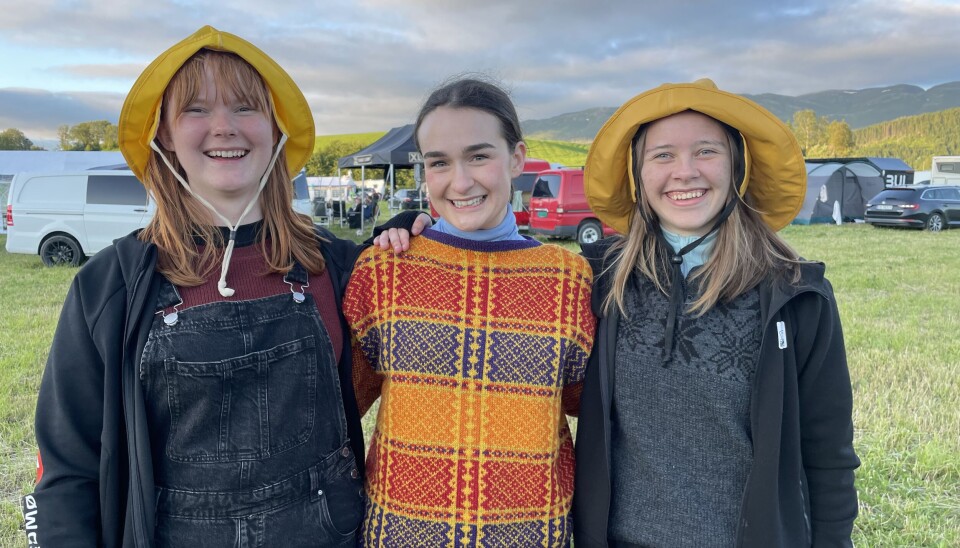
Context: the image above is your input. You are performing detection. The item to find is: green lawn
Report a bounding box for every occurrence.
[1,223,958,545]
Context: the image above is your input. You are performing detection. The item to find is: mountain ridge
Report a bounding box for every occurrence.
[522,81,960,142]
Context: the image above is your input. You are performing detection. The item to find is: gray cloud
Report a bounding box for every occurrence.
[1,0,958,144]
[0,88,124,139]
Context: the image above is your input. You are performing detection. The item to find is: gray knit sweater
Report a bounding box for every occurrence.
[608,274,762,547]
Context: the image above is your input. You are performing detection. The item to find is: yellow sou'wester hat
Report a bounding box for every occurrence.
[584,78,806,233]
[118,25,314,181]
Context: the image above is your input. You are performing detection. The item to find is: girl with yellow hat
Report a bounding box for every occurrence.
[572,80,860,547]
[24,26,425,546]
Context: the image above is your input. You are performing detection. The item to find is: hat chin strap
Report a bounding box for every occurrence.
[149,133,289,297]
[653,197,737,365]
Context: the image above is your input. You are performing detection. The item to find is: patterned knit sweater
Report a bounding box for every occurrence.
[343,230,596,548]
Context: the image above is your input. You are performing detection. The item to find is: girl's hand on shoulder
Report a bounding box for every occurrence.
[375,213,432,253]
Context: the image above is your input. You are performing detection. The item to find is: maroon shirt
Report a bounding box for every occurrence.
[176,242,344,362]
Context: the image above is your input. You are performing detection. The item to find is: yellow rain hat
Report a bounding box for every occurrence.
[584,78,805,233]
[119,25,314,181]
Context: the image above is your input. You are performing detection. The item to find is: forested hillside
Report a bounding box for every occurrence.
[852,108,960,170]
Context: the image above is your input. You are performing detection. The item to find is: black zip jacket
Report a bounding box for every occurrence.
[22,217,417,548]
[573,238,860,548]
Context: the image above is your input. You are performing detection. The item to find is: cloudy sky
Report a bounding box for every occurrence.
[2,0,959,146]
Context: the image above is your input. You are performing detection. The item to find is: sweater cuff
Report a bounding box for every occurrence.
[365,210,430,244]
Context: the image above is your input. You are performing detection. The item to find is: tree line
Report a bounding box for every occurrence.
[788,107,960,169]
[7,107,960,172]
[788,110,856,157]
[305,138,415,187]
[0,128,43,151]
[0,121,121,151]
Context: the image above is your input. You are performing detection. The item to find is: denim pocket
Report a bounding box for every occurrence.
[164,335,318,462]
[317,459,365,538]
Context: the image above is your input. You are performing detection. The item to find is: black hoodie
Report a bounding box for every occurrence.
[21,220,405,547]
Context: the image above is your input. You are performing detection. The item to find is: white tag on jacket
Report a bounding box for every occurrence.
[777,320,788,349]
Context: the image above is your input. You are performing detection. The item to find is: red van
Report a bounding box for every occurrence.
[528,168,616,245]
[510,158,551,227]
[428,157,551,228]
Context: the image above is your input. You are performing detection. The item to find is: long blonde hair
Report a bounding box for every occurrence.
[139,50,324,286]
[603,116,804,317]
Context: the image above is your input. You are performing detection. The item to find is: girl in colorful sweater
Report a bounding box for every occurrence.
[343,78,596,547]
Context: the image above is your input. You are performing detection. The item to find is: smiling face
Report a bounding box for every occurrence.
[638,110,734,237]
[417,106,525,231]
[157,63,276,214]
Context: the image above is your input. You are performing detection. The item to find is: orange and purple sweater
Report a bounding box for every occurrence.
[343,230,595,547]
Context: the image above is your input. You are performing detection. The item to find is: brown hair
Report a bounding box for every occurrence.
[414,76,523,152]
[603,113,803,317]
[139,49,324,285]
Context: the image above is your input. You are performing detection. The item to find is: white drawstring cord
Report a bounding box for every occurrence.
[150,132,289,297]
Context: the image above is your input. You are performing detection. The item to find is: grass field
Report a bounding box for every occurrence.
[1,222,958,546]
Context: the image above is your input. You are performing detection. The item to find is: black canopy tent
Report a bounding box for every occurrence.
[337,125,425,222]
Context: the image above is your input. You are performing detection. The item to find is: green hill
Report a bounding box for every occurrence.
[314,132,385,152]
[850,107,960,170]
[315,133,588,168]
[525,139,589,167]
[522,107,614,143]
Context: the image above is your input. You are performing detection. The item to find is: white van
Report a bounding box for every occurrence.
[931,156,960,185]
[291,169,312,216]
[5,170,155,266]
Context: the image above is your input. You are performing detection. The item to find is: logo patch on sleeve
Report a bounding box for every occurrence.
[22,494,39,547]
[777,321,788,350]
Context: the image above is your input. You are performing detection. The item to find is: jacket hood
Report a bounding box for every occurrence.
[584,79,806,234]
[118,25,314,181]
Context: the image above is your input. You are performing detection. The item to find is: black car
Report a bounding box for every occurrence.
[864,184,960,232]
[390,188,428,210]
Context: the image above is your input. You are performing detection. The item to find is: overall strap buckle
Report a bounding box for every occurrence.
[155,278,184,326]
[283,262,310,304]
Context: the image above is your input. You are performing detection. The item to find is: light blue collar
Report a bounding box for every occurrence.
[433,204,524,242]
[662,229,716,277]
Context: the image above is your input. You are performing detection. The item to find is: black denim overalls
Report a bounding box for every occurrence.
[139,263,363,546]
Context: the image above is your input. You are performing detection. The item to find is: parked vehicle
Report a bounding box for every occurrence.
[930,156,960,185]
[390,188,429,210]
[510,158,551,228]
[291,169,312,216]
[427,157,552,227]
[864,184,960,232]
[528,168,616,245]
[5,170,155,266]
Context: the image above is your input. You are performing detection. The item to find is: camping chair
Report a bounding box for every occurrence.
[358,201,381,236]
[338,200,348,229]
[312,199,330,227]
